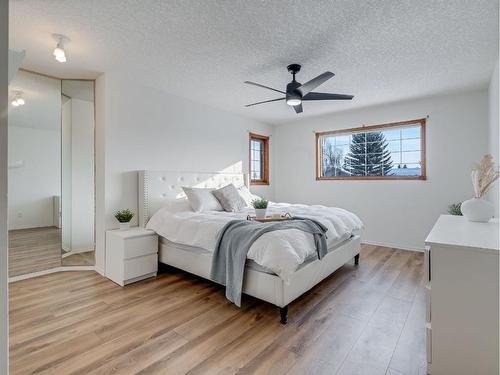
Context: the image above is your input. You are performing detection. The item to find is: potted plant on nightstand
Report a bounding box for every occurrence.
[115,209,134,230]
[252,198,269,219]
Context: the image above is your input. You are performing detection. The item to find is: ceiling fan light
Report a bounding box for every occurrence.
[286,98,302,106]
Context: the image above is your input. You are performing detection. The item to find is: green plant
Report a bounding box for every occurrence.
[115,209,134,223]
[251,198,268,209]
[448,202,463,216]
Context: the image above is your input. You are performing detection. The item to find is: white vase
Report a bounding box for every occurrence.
[255,208,267,219]
[460,198,494,222]
[119,222,130,231]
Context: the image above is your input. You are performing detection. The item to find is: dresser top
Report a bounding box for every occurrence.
[425,215,499,253]
[107,227,156,239]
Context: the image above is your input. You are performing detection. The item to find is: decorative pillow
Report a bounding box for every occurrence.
[237,185,261,207]
[181,187,223,212]
[213,184,247,212]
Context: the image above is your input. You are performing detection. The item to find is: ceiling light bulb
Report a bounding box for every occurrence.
[11,99,19,107]
[53,46,65,58]
[286,98,302,106]
[16,97,25,106]
[55,54,67,63]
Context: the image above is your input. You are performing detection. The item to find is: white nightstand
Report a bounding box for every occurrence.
[105,228,158,286]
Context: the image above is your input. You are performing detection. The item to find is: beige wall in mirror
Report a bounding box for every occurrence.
[8,70,95,277]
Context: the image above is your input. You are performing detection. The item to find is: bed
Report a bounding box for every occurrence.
[139,170,362,323]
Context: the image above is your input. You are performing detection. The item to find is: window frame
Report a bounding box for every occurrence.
[249,132,270,185]
[315,118,427,181]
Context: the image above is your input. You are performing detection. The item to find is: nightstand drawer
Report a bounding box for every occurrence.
[123,235,158,259]
[124,254,158,280]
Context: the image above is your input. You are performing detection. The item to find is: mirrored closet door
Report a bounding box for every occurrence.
[60,80,95,266]
[7,70,95,277]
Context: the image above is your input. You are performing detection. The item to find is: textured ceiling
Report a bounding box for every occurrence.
[9,0,499,125]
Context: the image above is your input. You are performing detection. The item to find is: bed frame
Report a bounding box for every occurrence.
[138,170,361,323]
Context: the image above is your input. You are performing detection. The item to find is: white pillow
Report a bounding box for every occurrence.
[182,187,223,212]
[163,198,192,213]
[237,186,262,206]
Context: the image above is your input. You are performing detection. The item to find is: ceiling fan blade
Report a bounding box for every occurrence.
[293,103,303,114]
[244,81,286,94]
[303,92,354,101]
[298,72,335,96]
[245,97,285,107]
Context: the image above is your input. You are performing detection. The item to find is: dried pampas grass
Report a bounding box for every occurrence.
[471,154,500,198]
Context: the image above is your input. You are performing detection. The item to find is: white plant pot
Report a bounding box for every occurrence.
[460,198,494,222]
[255,208,267,219]
[119,222,130,231]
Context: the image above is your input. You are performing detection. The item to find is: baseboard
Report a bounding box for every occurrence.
[61,248,94,258]
[9,266,95,283]
[362,240,424,252]
[94,266,105,276]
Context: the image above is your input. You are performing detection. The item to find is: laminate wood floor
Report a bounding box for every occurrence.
[9,245,427,375]
[62,250,95,266]
[9,227,62,277]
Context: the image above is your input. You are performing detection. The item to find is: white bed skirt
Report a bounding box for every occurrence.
[159,235,361,308]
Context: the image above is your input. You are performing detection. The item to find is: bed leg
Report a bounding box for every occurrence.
[280,306,288,325]
[354,254,360,265]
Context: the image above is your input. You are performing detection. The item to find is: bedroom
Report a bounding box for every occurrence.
[0,1,499,374]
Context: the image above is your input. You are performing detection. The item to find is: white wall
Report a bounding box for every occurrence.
[488,59,499,217]
[0,0,9,370]
[274,90,489,250]
[8,126,60,229]
[95,72,274,272]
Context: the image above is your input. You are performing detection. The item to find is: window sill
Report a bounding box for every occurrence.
[250,180,270,186]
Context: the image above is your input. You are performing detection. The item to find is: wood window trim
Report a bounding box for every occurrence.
[249,132,270,185]
[315,118,427,181]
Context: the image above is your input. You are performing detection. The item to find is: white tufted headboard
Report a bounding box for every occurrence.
[138,170,249,227]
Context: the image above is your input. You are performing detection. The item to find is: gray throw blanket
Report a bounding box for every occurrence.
[210,217,328,306]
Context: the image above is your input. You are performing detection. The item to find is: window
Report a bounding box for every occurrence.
[316,118,426,180]
[249,132,269,185]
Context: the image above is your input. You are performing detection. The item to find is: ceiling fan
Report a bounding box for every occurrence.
[244,64,353,114]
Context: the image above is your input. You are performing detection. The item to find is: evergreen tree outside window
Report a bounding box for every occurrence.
[316,118,426,180]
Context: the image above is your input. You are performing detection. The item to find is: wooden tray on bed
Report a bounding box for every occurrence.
[246,213,292,223]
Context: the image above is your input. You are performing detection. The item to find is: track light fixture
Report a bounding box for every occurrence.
[52,34,69,63]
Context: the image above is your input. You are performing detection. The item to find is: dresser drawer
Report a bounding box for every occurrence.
[124,254,158,280]
[123,235,158,259]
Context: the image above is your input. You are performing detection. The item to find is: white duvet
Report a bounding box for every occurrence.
[146,203,363,282]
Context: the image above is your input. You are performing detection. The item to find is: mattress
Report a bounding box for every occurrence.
[159,235,353,276]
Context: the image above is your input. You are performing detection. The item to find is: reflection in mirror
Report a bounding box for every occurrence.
[7,71,95,277]
[8,70,62,276]
[61,80,95,266]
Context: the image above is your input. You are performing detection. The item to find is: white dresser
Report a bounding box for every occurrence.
[105,228,158,286]
[425,215,499,375]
